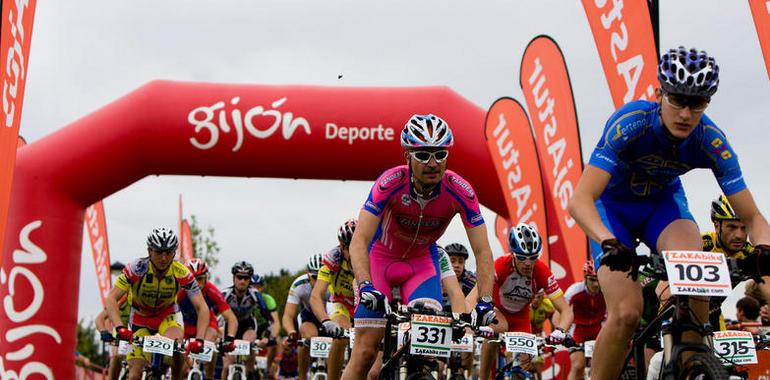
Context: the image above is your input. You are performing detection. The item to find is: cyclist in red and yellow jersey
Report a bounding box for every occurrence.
[105,228,209,380]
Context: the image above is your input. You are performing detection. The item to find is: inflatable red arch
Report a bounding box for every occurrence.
[0,80,506,376]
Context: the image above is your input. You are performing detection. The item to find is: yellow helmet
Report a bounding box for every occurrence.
[710,194,738,221]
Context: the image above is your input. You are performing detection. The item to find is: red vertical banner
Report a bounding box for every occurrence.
[582,0,659,108]
[0,0,37,267]
[180,219,193,263]
[85,202,112,308]
[749,0,770,80]
[494,216,511,255]
[520,36,586,286]
[17,135,26,148]
[484,98,550,263]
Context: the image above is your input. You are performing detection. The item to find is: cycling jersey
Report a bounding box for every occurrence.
[588,100,746,267]
[287,274,329,311]
[701,231,753,260]
[564,281,606,343]
[115,258,199,327]
[442,268,476,310]
[493,256,562,333]
[178,281,230,337]
[319,246,357,313]
[256,292,277,338]
[530,298,554,335]
[355,165,484,327]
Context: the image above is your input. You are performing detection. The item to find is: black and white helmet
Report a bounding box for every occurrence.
[307,253,323,274]
[444,243,469,259]
[337,218,358,247]
[231,261,254,276]
[508,223,542,258]
[146,227,179,251]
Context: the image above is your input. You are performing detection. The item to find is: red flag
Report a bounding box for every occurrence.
[749,0,770,80]
[520,36,587,286]
[180,219,194,263]
[0,0,37,267]
[582,0,659,107]
[485,98,550,263]
[85,202,112,308]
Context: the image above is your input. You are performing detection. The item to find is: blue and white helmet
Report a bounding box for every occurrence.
[400,114,454,149]
[658,46,719,97]
[508,223,542,257]
[146,227,179,251]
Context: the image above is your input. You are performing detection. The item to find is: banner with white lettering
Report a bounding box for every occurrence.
[85,201,112,307]
[0,0,37,269]
[582,0,658,108]
[749,0,770,80]
[485,98,549,262]
[520,36,586,287]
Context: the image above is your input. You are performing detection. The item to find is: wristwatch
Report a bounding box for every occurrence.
[479,295,493,304]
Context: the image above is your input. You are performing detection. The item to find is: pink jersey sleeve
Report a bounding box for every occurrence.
[535,260,563,299]
[362,166,410,217]
[443,171,484,228]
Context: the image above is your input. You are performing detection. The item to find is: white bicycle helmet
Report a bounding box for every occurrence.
[400,114,454,149]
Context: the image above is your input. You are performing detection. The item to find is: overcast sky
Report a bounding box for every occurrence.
[18,1,769,322]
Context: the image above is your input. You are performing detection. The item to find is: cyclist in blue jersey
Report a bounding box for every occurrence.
[568,46,770,379]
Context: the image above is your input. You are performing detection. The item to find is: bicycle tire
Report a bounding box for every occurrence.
[187,370,203,380]
[680,352,729,380]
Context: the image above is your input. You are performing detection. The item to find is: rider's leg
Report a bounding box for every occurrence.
[204,326,219,379]
[299,321,319,380]
[328,310,353,380]
[242,328,258,376]
[107,346,122,380]
[163,324,185,380]
[341,327,385,380]
[591,268,642,380]
[127,359,145,380]
[568,351,586,380]
[479,309,507,380]
[365,351,383,380]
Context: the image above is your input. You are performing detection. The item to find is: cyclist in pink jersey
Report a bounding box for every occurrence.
[342,114,497,379]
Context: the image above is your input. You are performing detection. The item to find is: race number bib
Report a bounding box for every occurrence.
[117,340,131,355]
[255,356,268,369]
[584,340,595,358]
[504,332,538,356]
[189,341,216,362]
[409,314,452,358]
[451,334,474,353]
[713,331,757,365]
[142,335,175,356]
[310,337,333,358]
[662,251,731,296]
[229,339,251,356]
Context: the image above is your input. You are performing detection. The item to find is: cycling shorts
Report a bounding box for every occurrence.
[354,244,444,328]
[235,317,257,339]
[590,185,695,270]
[183,311,219,339]
[330,302,354,324]
[299,308,322,329]
[127,312,183,362]
[571,324,601,344]
[499,307,532,334]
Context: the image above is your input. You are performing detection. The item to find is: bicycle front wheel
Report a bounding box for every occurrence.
[680,353,729,380]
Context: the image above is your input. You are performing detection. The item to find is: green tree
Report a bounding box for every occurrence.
[263,268,305,323]
[76,318,105,367]
[189,214,222,285]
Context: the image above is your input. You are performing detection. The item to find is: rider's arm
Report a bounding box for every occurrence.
[310,278,332,322]
[550,295,574,331]
[568,165,614,243]
[466,224,495,300]
[221,308,238,338]
[105,285,128,328]
[189,292,211,340]
[270,310,281,337]
[94,308,109,331]
[465,285,478,311]
[729,189,770,301]
[441,274,466,314]
[282,302,299,335]
[350,209,380,283]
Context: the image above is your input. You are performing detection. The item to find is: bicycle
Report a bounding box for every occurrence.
[186,340,218,380]
[379,301,469,380]
[618,252,764,380]
[223,339,262,380]
[126,335,187,380]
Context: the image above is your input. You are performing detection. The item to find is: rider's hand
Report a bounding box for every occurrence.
[287,331,299,345]
[267,336,277,347]
[322,319,344,338]
[751,244,770,278]
[358,280,389,314]
[547,328,566,345]
[113,325,133,343]
[188,338,205,354]
[471,299,496,327]
[222,335,236,353]
[761,305,770,326]
[600,238,639,280]
[99,330,113,343]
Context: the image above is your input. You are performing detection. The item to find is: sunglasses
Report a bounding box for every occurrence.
[514,254,540,263]
[409,150,449,164]
[663,92,709,112]
[235,275,250,281]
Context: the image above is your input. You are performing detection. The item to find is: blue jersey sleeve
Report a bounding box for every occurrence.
[588,101,653,174]
[699,121,746,195]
